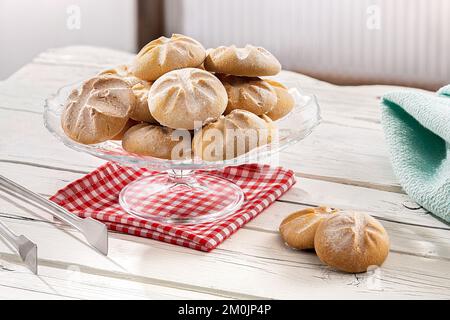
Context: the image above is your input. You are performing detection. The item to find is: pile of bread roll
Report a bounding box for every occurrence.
[279,207,390,273]
[61,34,295,161]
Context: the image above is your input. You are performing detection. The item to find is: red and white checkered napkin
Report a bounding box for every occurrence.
[50,162,295,252]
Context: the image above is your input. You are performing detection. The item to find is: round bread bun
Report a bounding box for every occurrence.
[264,80,295,121]
[148,68,227,130]
[131,34,206,81]
[279,207,339,250]
[122,123,191,160]
[61,75,134,144]
[99,65,141,86]
[99,65,156,123]
[129,81,157,123]
[219,75,277,115]
[314,212,390,273]
[192,109,270,161]
[204,45,281,77]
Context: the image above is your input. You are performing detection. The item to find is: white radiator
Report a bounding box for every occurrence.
[164,0,450,90]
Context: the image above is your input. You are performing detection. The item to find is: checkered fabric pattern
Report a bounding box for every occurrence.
[50,162,295,251]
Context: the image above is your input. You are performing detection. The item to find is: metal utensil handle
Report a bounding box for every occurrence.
[0,219,20,251]
[0,175,82,229]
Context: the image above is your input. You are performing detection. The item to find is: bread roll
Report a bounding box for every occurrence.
[204,45,281,77]
[279,207,339,250]
[99,65,156,123]
[99,65,140,86]
[61,76,134,144]
[131,34,206,81]
[148,68,227,130]
[219,75,277,115]
[122,123,191,160]
[264,80,295,121]
[192,109,270,161]
[129,81,156,123]
[314,212,390,273]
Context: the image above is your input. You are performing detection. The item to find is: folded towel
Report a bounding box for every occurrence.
[381,85,450,223]
[50,162,295,251]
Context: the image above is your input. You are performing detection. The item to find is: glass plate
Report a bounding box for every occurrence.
[44,77,321,224]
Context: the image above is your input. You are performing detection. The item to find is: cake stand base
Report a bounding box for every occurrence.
[119,170,245,224]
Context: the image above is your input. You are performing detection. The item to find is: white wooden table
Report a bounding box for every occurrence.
[0,46,449,300]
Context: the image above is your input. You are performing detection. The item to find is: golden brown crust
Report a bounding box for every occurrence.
[192,109,271,161]
[264,80,295,121]
[122,123,191,160]
[204,45,281,77]
[99,65,157,123]
[99,65,141,86]
[314,212,390,273]
[218,75,277,115]
[129,81,157,123]
[279,207,339,249]
[148,68,227,130]
[61,75,134,144]
[131,34,206,81]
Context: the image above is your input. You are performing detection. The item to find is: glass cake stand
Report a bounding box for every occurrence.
[44,77,321,224]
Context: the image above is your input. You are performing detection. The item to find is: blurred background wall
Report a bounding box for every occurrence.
[1,0,449,90]
[0,0,137,80]
[164,0,450,90]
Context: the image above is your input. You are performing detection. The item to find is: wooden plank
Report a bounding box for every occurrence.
[0,47,132,113]
[0,46,407,189]
[281,122,399,191]
[0,215,448,299]
[32,46,133,69]
[0,161,448,298]
[0,106,399,189]
[0,285,72,300]
[248,201,450,260]
[0,258,225,300]
[0,162,449,298]
[0,64,102,114]
[0,160,445,230]
[1,187,449,263]
[1,164,448,262]
[0,109,104,172]
[282,178,445,229]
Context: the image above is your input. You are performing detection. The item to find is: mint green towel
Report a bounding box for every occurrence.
[381,85,450,223]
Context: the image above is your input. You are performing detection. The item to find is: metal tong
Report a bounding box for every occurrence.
[0,175,108,258]
[0,219,37,274]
